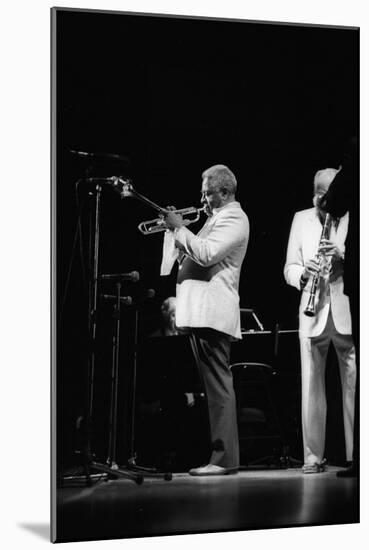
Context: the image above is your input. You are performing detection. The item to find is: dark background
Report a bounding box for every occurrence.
[55,9,358,470]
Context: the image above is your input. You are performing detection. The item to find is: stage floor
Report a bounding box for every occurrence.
[56,466,358,543]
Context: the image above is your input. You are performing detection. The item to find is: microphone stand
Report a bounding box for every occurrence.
[78,182,143,485]
[106,282,123,470]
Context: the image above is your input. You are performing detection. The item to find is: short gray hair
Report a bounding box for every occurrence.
[202,164,237,195]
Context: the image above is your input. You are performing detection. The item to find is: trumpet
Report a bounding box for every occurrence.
[303,213,332,317]
[114,180,206,235]
[138,206,206,235]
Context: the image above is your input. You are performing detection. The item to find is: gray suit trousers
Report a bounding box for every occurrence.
[190,328,239,469]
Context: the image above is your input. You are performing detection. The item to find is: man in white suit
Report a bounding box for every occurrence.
[163,165,249,476]
[284,168,356,473]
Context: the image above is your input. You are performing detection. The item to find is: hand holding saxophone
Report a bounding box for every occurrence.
[302,245,340,281]
[302,252,334,284]
[318,239,344,261]
[302,258,321,279]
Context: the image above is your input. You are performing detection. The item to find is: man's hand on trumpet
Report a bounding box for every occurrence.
[162,206,184,231]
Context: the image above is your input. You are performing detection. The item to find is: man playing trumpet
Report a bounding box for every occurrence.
[284,168,356,474]
[162,164,249,476]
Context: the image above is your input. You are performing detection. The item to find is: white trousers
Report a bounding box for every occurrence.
[299,310,356,465]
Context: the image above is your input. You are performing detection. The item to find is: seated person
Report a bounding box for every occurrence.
[150,297,179,337]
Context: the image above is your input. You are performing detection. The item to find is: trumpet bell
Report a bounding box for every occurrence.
[138,217,167,234]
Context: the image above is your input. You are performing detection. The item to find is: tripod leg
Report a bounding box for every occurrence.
[106,330,117,466]
[90,461,144,484]
[128,309,139,461]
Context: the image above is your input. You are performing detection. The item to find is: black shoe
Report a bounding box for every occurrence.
[336,464,358,478]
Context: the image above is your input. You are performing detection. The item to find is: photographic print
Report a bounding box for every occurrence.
[51,7,359,543]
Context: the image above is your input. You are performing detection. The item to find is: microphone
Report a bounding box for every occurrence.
[69,149,130,164]
[83,176,131,186]
[101,294,133,306]
[100,289,155,307]
[100,271,140,283]
[70,149,92,158]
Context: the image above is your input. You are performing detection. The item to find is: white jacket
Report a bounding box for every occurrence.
[284,207,351,337]
[174,201,249,339]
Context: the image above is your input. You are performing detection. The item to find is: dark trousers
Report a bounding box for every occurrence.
[189,328,239,469]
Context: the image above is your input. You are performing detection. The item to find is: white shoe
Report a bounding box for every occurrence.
[189,464,238,476]
[302,459,327,474]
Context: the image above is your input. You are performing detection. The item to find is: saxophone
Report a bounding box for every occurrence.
[303,213,332,317]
